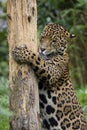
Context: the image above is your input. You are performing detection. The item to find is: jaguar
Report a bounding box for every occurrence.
[12,23,87,130]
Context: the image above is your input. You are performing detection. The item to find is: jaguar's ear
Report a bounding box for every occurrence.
[70,34,76,38]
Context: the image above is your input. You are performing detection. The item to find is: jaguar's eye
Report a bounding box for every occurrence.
[40,37,44,42]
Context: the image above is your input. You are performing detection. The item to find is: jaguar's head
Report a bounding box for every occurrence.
[39,23,75,57]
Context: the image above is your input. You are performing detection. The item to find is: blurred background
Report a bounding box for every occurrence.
[0,0,87,129]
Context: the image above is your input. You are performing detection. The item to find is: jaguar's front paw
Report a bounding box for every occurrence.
[12,44,28,64]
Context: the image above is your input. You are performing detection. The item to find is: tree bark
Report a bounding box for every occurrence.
[7,0,40,130]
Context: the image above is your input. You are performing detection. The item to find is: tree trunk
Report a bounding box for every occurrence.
[7,0,40,130]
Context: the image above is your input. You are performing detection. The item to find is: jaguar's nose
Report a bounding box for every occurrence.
[39,47,46,56]
[40,48,46,52]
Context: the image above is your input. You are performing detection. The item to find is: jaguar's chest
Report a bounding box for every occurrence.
[39,86,58,130]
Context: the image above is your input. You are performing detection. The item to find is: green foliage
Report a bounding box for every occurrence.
[0,0,8,77]
[0,77,9,130]
[76,86,87,122]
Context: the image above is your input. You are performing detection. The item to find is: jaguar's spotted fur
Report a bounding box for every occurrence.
[12,23,87,130]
